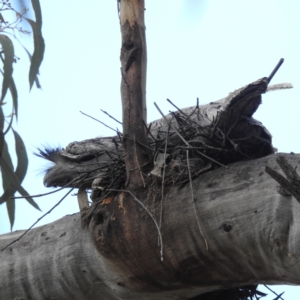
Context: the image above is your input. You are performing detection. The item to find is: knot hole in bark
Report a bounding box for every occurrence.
[221,223,233,232]
[123,40,134,50]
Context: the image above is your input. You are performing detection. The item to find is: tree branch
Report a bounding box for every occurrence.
[120,0,152,188]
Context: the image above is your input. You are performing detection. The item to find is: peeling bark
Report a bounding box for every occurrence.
[1,153,300,300]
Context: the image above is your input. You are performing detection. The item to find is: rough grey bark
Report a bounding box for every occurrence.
[1,153,300,300]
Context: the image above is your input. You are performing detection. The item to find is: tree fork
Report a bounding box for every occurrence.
[120,0,152,188]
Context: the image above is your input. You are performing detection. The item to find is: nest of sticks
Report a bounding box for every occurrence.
[83,96,274,201]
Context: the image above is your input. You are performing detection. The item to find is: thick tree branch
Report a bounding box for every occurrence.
[1,153,300,300]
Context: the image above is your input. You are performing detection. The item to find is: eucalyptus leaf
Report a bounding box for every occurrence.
[25,2,45,90]
[0,140,16,229]
[0,34,14,102]
[0,107,4,158]
[1,140,14,190]
[0,69,18,122]
[20,45,41,88]
[0,150,40,210]
[12,129,28,179]
[0,13,5,23]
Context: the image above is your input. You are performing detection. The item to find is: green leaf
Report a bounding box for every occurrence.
[0,13,5,23]
[0,132,40,211]
[12,129,28,182]
[0,105,4,131]
[1,140,15,229]
[13,129,40,210]
[1,140,14,190]
[9,75,18,119]
[0,34,14,102]
[20,45,41,89]
[0,107,4,158]
[25,0,45,90]
[0,155,40,210]
[0,69,18,121]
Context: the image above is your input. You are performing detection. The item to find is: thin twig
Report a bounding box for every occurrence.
[80,111,118,134]
[268,58,284,84]
[143,120,157,142]
[100,109,122,124]
[3,174,89,251]
[263,285,285,300]
[167,98,193,122]
[187,150,208,250]
[159,124,169,234]
[126,136,155,152]
[109,189,164,261]
[196,150,228,169]
[154,102,189,147]
[11,176,85,199]
[2,188,75,252]
[134,137,146,187]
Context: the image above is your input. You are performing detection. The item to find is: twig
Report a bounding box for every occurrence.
[11,176,85,199]
[109,189,164,261]
[100,109,122,124]
[268,58,284,84]
[3,174,89,251]
[80,111,118,134]
[126,136,155,152]
[159,124,169,233]
[133,137,146,187]
[154,102,190,147]
[2,187,75,252]
[129,161,152,172]
[196,150,228,169]
[166,98,192,121]
[263,285,285,300]
[187,150,208,250]
[143,120,157,142]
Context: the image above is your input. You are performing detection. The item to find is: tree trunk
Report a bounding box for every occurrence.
[1,153,300,300]
[120,0,152,189]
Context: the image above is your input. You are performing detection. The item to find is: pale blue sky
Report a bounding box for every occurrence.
[0,1,299,298]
